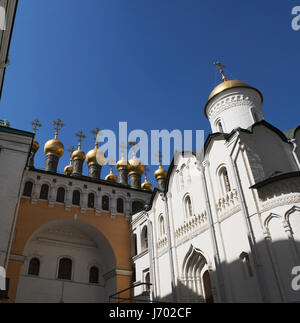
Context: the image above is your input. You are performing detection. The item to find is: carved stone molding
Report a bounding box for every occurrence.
[207,94,258,120]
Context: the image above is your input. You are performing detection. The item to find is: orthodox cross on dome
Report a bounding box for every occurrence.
[75,130,86,149]
[144,166,150,179]
[31,119,42,135]
[91,128,102,147]
[128,141,139,158]
[52,119,64,139]
[155,151,163,166]
[107,157,115,166]
[214,61,228,82]
[119,141,128,160]
[67,146,75,161]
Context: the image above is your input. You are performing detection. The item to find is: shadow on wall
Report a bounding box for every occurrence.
[152,238,300,303]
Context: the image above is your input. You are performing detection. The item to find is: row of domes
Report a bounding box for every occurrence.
[31,126,167,192]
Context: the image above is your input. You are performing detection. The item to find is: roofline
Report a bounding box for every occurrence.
[27,167,152,194]
[250,171,300,189]
[0,125,34,137]
[0,0,19,100]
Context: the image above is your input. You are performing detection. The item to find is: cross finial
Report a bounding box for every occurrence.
[67,146,75,161]
[31,119,42,134]
[91,128,102,147]
[128,141,139,157]
[52,119,64,138]
[214,61,228,82]
[144,166,150,177]
[75,130,86,148]
[107,158,116,169]
[155,151,163,166]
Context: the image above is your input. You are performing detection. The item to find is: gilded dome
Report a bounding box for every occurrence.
[64,163,73,176]
[141,178,153,192]
[129,153,145,174]
[44,138,64,157]
[72,148,85,160]
[105,167,118,183]
[205,79,263,118]
[85,146,106,166]
[32,138,40,152]
[116,152,129,170]
[86,147,97,165]
[209,80,250,100]
[154,165,167,181]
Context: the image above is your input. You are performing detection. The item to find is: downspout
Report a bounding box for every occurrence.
[197,162,226,303]
[229,131,267,303]
[161,192,177,303]
[290,139,300,170]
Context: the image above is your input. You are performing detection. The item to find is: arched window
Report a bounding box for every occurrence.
[58,258,72,280]
[28,258,40,276]
[102,195,109,211]
[132,201,144,214]
[23,181,33,197]
[89,266,99,284]
[132,265,136,283]
[56,187,65,203]
[88,193,95,209]
[141,226,148,251]
[40,184,49,200]
[72,190,81,206]
[240,252,253,278]
[159,215,165,237]
[184,195,193,218]
[132,233,137,256]
[216,120,224,133]
[145,272,151,292]
[219,167,231,193]
[251,109,259,123]
[117,198,124,213]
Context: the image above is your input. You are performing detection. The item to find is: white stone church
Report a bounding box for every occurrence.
[131,70,300,303]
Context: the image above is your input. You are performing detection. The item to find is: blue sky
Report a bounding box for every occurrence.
[1,0,300,185]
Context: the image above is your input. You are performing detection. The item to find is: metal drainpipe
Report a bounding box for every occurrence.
[198,162,226,303]
[229,131,267,303]
[290,139,300,170]
[161,192,177,303]
[141,208,155,302]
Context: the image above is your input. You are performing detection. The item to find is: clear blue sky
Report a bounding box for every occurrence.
[1,0,300,184]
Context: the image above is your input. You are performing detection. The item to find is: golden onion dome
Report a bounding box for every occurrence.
[205,79,263,117]
[105,166,118,183]
[154,165,167,181]
[44,138,64,157]
[129,152,145,174]
[85,147,98,165]
[64,162,73,176]
[116,152,129,170]
[141,177,153,192]
[208,80,253,101]
[32,138,40,152]
[72,147,85,160]
[85,145,106,166]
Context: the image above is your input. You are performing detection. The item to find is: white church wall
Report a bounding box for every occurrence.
[241,127,296,183]
[0,130,32,268]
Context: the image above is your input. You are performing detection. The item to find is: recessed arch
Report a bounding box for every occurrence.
[16,218,117,303]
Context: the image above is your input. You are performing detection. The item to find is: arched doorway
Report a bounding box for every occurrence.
[181,245,214,303]
[15,219,117,303]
